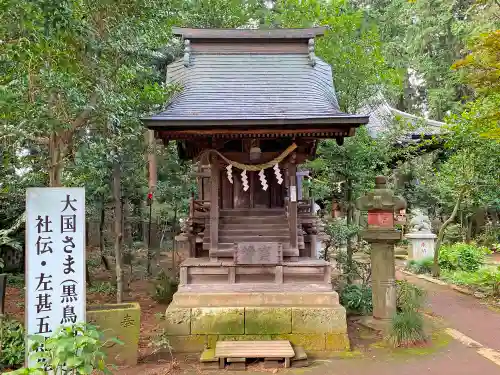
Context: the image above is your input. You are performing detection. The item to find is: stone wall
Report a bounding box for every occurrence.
[163,305,349,353]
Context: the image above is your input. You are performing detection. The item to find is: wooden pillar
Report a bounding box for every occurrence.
[288,158,298,255]
[210,155,219,258]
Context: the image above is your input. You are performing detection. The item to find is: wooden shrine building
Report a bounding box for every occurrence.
[142,27,369,352]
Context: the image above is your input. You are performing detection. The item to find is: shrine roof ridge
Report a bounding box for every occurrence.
[172,27,328,40]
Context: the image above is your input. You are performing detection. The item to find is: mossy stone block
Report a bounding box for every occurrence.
[218,334,273,341]
[292,306,347,334]
[325,333,350,351]
[86,302,140,366]
[245,307,291,334]
[164,307,191,335]
[168,335,218,353]
[200,348,217,362]
[273,334,326,351]
[191,307,244,334]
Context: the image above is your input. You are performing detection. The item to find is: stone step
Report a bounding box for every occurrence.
[219,235,292,243]
[203,242,303,251]
[207,223,290,230]
[220,209,285,217]
[219,229,290,236]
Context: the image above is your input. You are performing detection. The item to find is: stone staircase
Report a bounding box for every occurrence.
[203,209,304,259]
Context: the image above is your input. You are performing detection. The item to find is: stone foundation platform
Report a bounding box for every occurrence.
[163,290,349,353]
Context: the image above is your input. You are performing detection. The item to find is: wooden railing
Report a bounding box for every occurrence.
[298,199,314,215]
[189,193,211,218]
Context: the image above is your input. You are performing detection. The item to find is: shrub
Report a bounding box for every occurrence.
[388,310,427,347]
[441,266,500,297]
[442,224,463,245]
[439,242,490,272]
[340,284,373,315]
[396,280,426,312]
[406,256,433,274]
[387,281,427,347]
[11,323,121,374]
[153,270,178,305]
[0,317,25,369]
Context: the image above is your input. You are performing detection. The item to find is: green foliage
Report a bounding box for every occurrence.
[152,271,179,305]
[439,242,490,272]
[442,224,464,245]
[268,0,399,113]
[88,281,116,296]
[388,281,427,347]
[396,280,426,312]
[6,273,25,289]
[323,218,360,257]
[148,328,174,359]
[441,266,500,297]
[0,317,25,368]
[339,284,373,316]
[12,323,122,375]
[388,310,427,348]
[406,256,434,275]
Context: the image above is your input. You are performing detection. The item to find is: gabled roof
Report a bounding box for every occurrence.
[143,54,367,128]
[142,27,369,132]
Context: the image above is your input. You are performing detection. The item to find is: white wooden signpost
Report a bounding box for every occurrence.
[25,187,86,367]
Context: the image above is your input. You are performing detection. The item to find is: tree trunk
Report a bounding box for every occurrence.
[432,189,465,277]
[99,199,110,270]
[346,179,354,283]
[466,214,473,244]
[113,160,124,303]
[48,132,63,187]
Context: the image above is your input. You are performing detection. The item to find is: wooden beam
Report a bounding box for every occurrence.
[288,158,299,256]
[158,128,350,137]
[210,154,220,257]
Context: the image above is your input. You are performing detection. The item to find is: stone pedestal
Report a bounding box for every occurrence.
[405,232,437,260]
[359,229,400,324]
[162,289,349,353]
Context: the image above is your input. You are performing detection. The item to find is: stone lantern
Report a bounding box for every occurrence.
[356,176,406,329]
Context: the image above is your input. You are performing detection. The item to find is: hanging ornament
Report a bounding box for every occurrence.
[273,163,283,185]
[241,170,249,191]
[258,169,268,191]
[335,181,344,193]
[226,164,233,184]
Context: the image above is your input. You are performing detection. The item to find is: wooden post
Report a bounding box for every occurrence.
[210,155,220,257]
[288,159,298,255]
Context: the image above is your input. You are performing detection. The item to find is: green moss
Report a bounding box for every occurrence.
[292,307,347,334]
[191,307,244,334]
[325,333,350,351]
[245,307,291,334]
[86,302,141,366]
[368,329,451,359]
[273,334,326,351]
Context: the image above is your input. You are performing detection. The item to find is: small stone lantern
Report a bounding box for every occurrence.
[356,176,406,329]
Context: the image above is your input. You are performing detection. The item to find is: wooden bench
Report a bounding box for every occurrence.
[215,340,295,368]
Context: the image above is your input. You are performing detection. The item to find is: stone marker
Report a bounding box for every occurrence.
[356,176,406,330]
